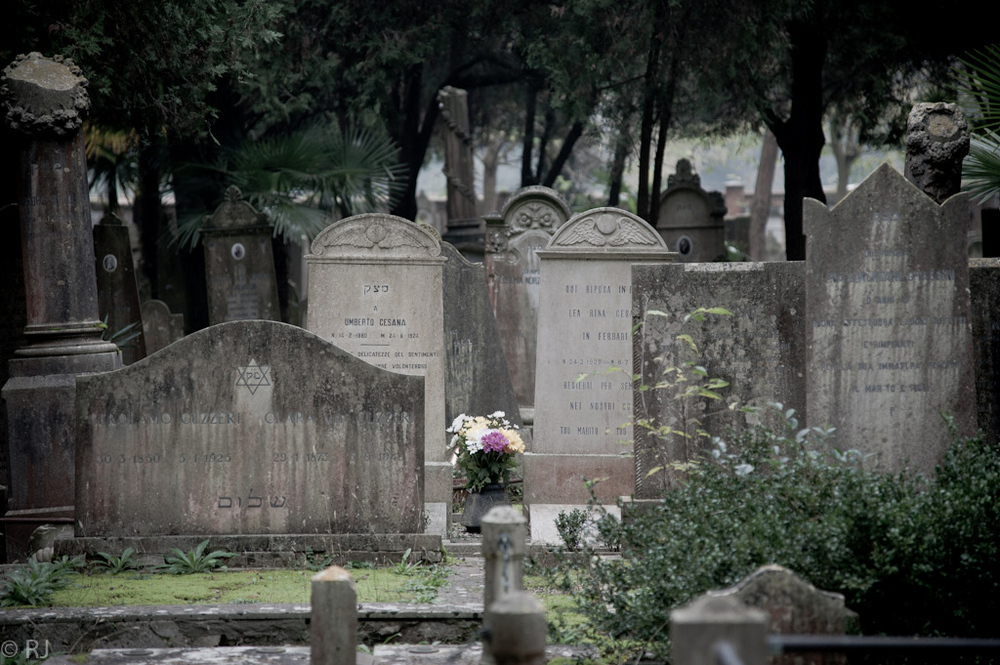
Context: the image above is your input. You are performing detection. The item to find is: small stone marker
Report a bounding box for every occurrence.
[484,592,547,665]
[631,262,805,497]
[140,299,184,354]
[441,242,522,433]
[656,159,728,262]
[526,208,672,542]
[75,320,425,536]
[708,565,851,665]
[93,213,147,364]
[202,186,281,324]
[481,506,527,611]
[305,214,450,533]
[484,186,571,412]
[671,594,768,665]
[804,163,975,473]
[311,566,357,665]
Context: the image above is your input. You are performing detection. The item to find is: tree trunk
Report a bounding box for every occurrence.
[521,80,538,187]
[541,121,584,188]
[135,140,165,299]
[607,133,629,207]
[767,20,827,261]
[391,64,438,220]
[749,129,779,261]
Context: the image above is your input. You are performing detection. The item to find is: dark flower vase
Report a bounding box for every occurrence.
[460,483,510,533]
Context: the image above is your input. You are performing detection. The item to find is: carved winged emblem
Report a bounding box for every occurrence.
[557,212,659,247]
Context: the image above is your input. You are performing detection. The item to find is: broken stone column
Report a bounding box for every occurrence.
[905,102,970,204]
[310,566,357,665]
[484,591,548,665]
[0,52,120,561]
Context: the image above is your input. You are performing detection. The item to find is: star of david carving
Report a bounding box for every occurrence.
[236,359,271,395]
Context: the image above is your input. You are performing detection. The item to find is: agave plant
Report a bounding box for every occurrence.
[175,122,406,248]
[956,45,1000,203]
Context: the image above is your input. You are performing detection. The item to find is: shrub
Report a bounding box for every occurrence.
[545,408,1000,660]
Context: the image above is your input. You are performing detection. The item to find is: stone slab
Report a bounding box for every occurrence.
[74,320,425,537]
[93,215,147,364]
[441,241,522,432]
[484,186,571,408]
[304,214,450,530]
[804,164,976,473]
[202,186,280,325]
[631,261,806,497]
[969,259,1000,445]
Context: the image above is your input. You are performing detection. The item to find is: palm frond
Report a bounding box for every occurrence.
[956,45,1000,133]
[964,132,1000,204]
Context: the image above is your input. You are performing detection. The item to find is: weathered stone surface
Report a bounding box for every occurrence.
[656,159,727,262]
[969,258,1000,445]
[305,214,450,532]
[2,52,119,561]
[708,565,852,665]
[141,300,184,354]
[804,163,975,473]
[75,320,425,536]
[631,262,806,497]
[1,52,89,137]
[94,213,147,364]
[905,102,969,205]
[441,242,521,432]
[202,186,280,324]
[525,208,672,542]
[484,186,571,410]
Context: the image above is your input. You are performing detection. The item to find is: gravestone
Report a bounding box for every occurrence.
[804,163,975,473]
[93,213,146,364]
[526,208,672,543]
[708,565,852,665]
[75,320,425,538]
[202,186,280,325]
[484,186,572,414]
[969,259,1000,445]
[1,53,121,560]
[631,262,806,497]
[304,214,451,534]
[656,159,727,262]
[141,299,184,354]
[441,242,522,431]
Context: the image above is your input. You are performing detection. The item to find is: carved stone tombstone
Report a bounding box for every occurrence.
[305,214,451,534]
[93,213,146,364]
[441,242,522,432]
[526,208,672,543]
[656,159,727,262]
[202,186,280,324]
[141,299,185,354]
[804,163,975,474]
[1,53,121,560]
[484,186,572,413]
[708,565,852,665]
[74,320,425,539]
[631,262,806,498]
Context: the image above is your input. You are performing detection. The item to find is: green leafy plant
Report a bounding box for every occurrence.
[92,547,138,574]
[1,555,84,607]
[156,540,235,575]
[957,45,1000,203]
[554,509,589,551]
[390,548,418,576]
[100,315,143,350]
[543,408,1000,661]
[299,548,335,572]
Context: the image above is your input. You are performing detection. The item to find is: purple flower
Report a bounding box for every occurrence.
[481,429,508,453]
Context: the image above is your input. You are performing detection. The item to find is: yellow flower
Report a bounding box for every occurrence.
[502,429,525,453]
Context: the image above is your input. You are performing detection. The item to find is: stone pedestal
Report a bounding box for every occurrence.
[1,53,120,561]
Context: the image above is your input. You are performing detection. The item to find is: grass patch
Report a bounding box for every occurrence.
[48,568,434,607]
